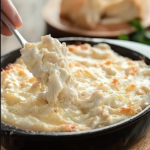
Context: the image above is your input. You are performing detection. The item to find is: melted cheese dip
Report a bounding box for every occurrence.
[1,35,150,132]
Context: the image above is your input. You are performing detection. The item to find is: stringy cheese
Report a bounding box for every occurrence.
[1,35,150,132]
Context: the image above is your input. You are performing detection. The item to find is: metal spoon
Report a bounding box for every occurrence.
[1,11,27,47]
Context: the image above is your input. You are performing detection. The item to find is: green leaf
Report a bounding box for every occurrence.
[118,34,129,40]
[118,19,150,45]
[129,31,145,42]
[129,19,145,31]
[138,40,150,45]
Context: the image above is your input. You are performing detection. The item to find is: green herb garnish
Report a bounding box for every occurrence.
[118,19,150,45]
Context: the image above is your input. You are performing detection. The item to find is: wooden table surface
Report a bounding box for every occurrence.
[128,128,150,150]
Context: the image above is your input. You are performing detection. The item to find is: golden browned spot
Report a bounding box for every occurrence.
[105,60,113,65]
[129,66,138,75]
[54,108,58,113]
[69,63,72,67]
[1,70,8,77]
[84,70,94,77]
[29,77,36,83]
[99,83,103,86]
[80,44,90,50]
[2,64,24,78]
[18,70,26,76]
[111,78,120,85]
[71,126,76,130]
[81,92,85,96]
[67,45,77,51]
[102,105,105,109]
[120,107,136,115]
[61,124,76,132]
[125,84,136,92]
[5,93,21,106]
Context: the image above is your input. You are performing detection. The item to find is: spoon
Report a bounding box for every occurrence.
[1,11,27,47]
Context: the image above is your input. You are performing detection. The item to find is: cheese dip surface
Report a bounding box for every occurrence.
[1,35,150,132]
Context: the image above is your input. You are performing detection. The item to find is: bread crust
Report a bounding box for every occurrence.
[60,0,104,29]
[60,0,150,29]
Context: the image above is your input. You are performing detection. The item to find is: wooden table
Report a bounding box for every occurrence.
[128,128,150,150]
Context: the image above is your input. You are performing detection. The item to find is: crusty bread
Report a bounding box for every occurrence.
[101,0,139,24]
[60,0,150,29]
[134,0,150,26]
[101,0,150,24]
[60,0,104,29]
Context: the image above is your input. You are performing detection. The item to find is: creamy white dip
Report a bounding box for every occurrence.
[1,35,150,132]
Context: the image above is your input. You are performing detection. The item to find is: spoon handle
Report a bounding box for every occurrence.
[1,11,27,47]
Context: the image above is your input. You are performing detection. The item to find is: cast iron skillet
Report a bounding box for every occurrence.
[1,37,150,150]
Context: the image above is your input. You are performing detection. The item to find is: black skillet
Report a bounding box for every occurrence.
[1,37,150,150]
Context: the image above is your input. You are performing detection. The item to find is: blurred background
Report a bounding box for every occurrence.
[1,0,48,56]
[1,0,150,56]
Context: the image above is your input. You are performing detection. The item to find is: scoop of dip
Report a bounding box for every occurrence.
[1,35,150,132]
[20,35,78,103]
